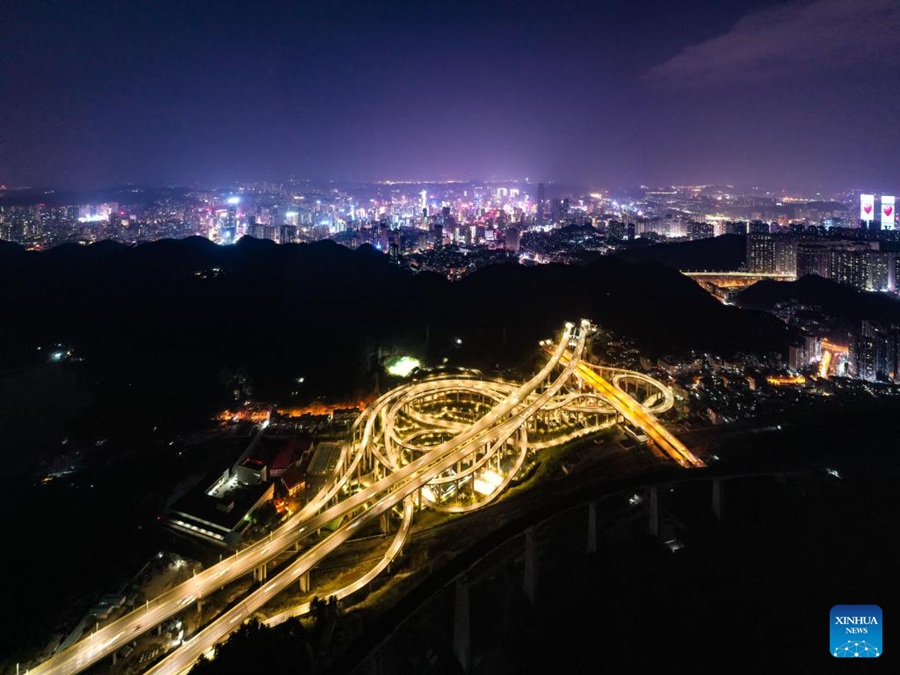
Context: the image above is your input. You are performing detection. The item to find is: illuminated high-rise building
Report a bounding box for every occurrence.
[830,248,868,290]
[536,183,546,225]
[853,322,877,382]
[504,227,520,252]
[851,320,900,382]
[860,194,875,227]
[797,242,831,278]
[867,251,894,292]
[746,233,776,273]
[688,222,714,240]
[431,221,443,248]
[280,224,298,244]
[226,196,239,229]
[881,196,895,230]
[774,239,797,275]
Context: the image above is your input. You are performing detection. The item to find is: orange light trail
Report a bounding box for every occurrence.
[276,400,368,417]
[217,400,369,424]
[550,348,704,469]
[766,375,807,386]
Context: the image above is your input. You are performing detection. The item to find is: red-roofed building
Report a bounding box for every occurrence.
[269,436,312,477]
[279,463,306,498]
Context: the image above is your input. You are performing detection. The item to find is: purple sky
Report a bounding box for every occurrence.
[2,0,898,194]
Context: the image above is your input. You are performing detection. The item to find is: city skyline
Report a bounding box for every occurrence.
[1,176,893,201]
[3,2,900,672]
[3,0,900,193]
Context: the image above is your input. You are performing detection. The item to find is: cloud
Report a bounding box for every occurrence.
[645,0,900,86]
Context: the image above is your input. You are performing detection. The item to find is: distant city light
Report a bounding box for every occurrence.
[226,196,240,205]
[387,356,420,377]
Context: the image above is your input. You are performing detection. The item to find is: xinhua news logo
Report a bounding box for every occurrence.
[830,605,882,658]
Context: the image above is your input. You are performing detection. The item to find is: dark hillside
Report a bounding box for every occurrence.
[0,239,790,441]
[615,233,746,271]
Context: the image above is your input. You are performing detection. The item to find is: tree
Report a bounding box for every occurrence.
[188,618,314,674]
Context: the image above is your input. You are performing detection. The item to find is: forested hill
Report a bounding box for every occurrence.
[0,237,790,439]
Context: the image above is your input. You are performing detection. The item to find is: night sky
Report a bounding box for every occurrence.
[2,0,899,193]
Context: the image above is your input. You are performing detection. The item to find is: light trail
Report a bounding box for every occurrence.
[26,319,700,675]
[556,351,704,469]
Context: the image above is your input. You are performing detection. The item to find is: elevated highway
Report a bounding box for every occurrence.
[681,271,795,288]
[547,348,703,469]
[26,319,699,675]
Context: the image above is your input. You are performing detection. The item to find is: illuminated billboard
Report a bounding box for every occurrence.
[882,195,895,230]
[860,194,875,222]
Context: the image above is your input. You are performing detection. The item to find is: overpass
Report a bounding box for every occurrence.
[681,271,795,289]
[549,348,704,469]
[25,319,699,675]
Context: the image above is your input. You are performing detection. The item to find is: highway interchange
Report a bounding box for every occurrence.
[26,319,699,675]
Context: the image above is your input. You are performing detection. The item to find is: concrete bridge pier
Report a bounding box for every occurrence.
[379,511,391,535]
[453,576,471,673]
[299,570,310,593]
